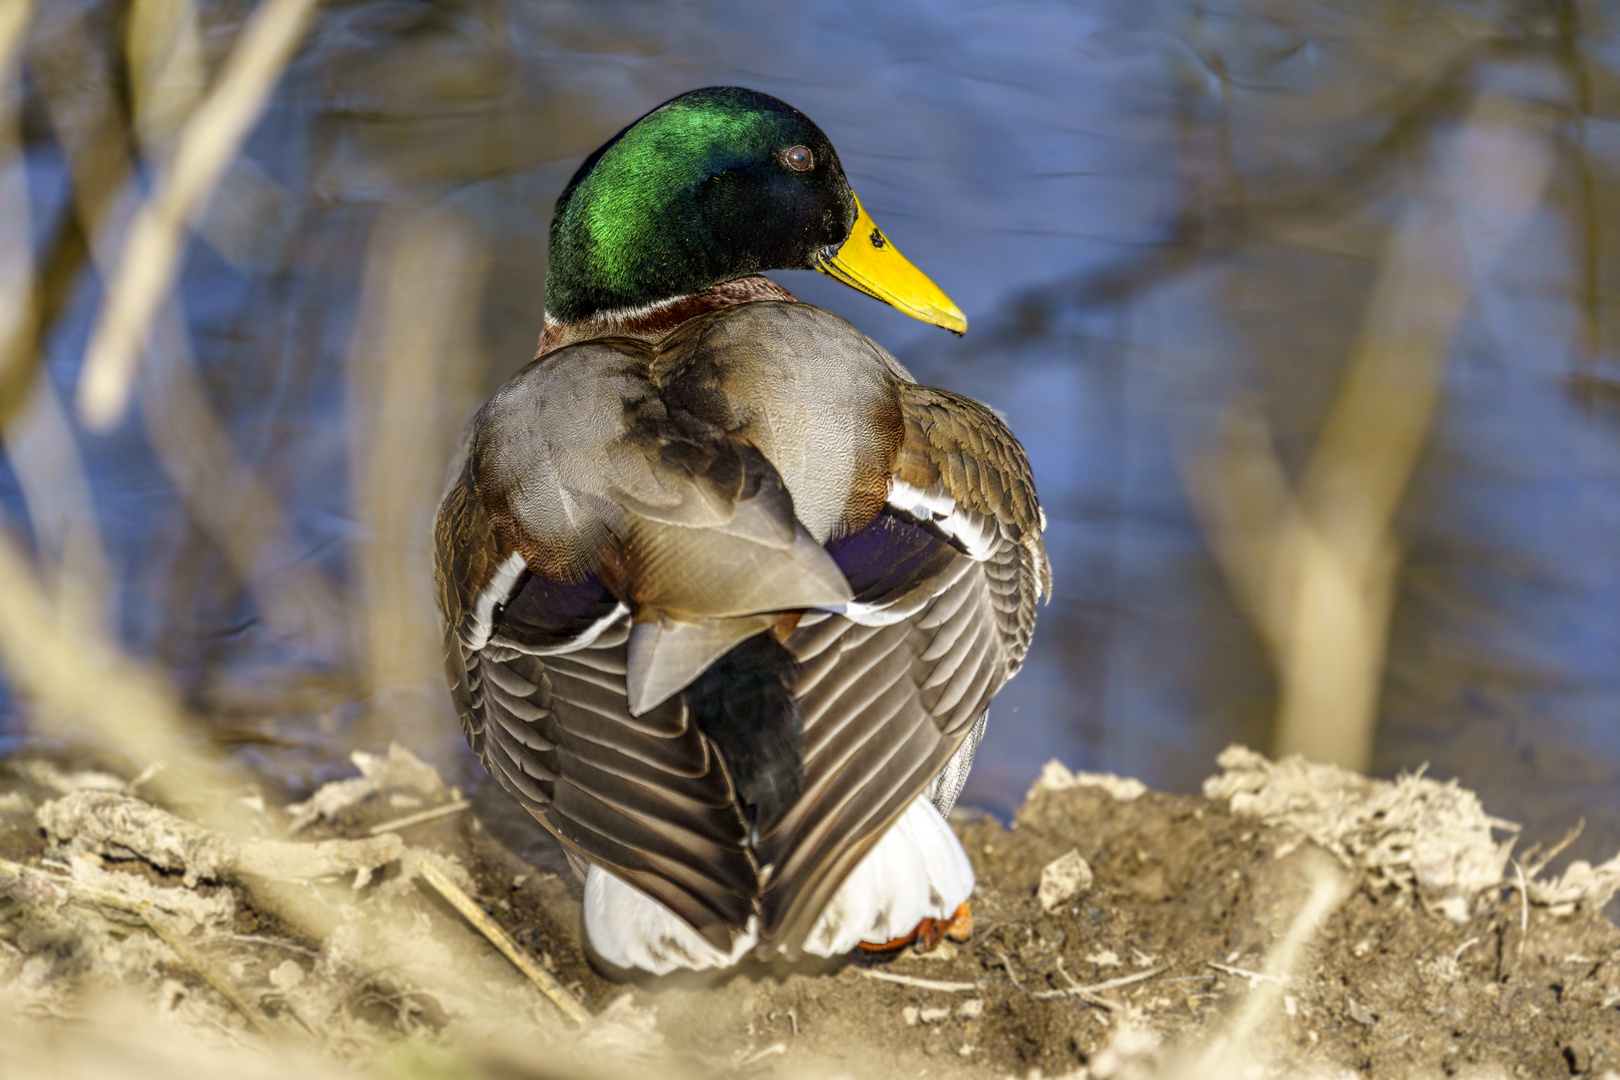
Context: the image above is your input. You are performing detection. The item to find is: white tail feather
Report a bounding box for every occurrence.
[803,795,973,956]
[583,795,973,973]
[584,868,759,974]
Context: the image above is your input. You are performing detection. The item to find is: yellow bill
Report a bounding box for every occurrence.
[815,192,968,334]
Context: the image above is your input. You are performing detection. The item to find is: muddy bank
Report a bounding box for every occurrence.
[1,745,1617,1079]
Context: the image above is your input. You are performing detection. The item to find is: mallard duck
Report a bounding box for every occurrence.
[435,87,1049,974]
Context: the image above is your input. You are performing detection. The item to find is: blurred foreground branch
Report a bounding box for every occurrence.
[31,0,348,655]
[0,519,590,1048]
[347,207,488,751]
[0,0,114,632]
[76,0,319,430]
[1189,96,1554,770]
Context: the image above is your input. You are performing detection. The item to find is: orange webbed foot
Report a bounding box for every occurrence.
[856,902,973,953]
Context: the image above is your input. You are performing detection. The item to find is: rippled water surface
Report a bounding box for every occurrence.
[3,0,1619,862]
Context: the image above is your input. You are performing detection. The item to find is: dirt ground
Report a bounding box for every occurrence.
[2,744,1618,1080]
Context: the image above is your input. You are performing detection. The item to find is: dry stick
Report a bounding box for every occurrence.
[856,969,984,993]
[1031,962,1169,1005]
[1206,961,1288,987]
[412,859,590,1027]
[77,0,320,428]
[738,1043,787,1066]
[1513,858,1530,963]
[1195,854,1350,1075]
[1046,957,1114,1011]
[1522,819,1584,879]
[368,800,470,836]
[41,2,344,655]
[0,3,117,626]
[998,950,1024,989]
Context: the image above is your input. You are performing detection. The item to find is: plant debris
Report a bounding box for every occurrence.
[1,743,1617,1079]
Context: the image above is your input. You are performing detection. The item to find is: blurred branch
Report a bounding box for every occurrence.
[0,0,39,428]
[1189,850,1349,1079]
[0,0,117,666]
[347,207,488,751]
[1188,96,1555,770]
[139,310,350,655]
[0,195,93,430]
[0,527,233,821]
[126,0,206,160]
[0,528,583,1049]
[76,0,319,431]
[1,3,134,431]
[1552,0,1602,369]
[4,380,114,627]
[33,0,346,657]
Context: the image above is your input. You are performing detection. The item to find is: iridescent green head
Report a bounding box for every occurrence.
[545,87,855,322]
[546,87,968,334]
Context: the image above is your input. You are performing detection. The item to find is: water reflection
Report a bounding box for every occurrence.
[2,0,1618,866]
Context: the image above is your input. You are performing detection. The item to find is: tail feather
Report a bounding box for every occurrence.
[802,795,973,957]
[581,794,973,972]
[585,866,760,974]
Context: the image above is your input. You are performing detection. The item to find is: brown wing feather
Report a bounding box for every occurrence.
[753,558,1015,945]
[893,382,1051,669]
[742,372,1050,948]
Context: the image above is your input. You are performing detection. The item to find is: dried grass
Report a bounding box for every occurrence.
[1205,745,1620,922]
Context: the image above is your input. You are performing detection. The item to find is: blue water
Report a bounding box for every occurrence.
[3,0,1618,865]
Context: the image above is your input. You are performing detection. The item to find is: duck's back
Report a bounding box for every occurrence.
[435,300,1048,961]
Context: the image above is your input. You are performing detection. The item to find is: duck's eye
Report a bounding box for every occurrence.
[783,145,814,172]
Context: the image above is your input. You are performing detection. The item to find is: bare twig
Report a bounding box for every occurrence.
[1207,961,1289,988]
[0,2,116,638]
[0,0,39,427]
[1514,858,1530,962]
[1194,853,1351,1075]
[230,933,316,956]
[412,858,590,1027]
[738,1043,787,1066]
[1522,820,1584,879]
[368,800,470,836]
[1042,956,1117,1010]
[1031,963,1169,1004]
[856,969,984,993]
[997,950,1024,989]
[143,910,279,1035]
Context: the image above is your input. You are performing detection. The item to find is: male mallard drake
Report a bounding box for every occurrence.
[435,87,1049,974]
